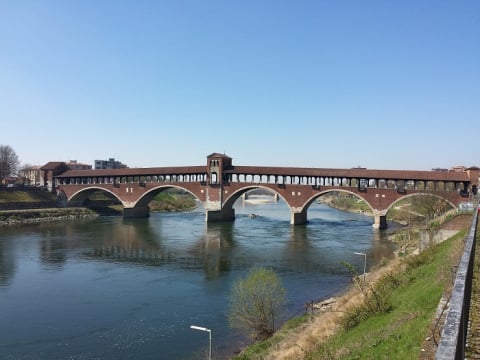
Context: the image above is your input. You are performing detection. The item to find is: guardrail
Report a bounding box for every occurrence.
[435,208,478,359]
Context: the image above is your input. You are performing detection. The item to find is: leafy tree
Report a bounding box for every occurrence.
[229,267,286,341]
[0,145,19,181]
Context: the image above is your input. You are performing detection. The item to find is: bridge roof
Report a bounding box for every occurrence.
[54,164,471,182]
[226,166,470,182]
[55,166,207,178]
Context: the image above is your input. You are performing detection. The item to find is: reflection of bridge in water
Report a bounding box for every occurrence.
[83,219,238,279]
[82,213,397,280]
[55,153,479,229]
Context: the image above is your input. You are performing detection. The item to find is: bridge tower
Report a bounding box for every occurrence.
[204,153,235,222]
[466,166,479,195]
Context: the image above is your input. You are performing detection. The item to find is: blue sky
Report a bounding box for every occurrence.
[1,1,479,170]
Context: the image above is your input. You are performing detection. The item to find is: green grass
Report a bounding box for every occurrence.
[329,195,372,214]
[0,190,56,203]
[149,191,196,212]
[232,226,468,360]
[305,229,466,360]
[232,315,310,360]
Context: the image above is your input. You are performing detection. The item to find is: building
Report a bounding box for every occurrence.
[20,161,90,187]
[66,160,92,170]
[449,165,466,173]
[40,162,70,191]
[432,167,449,172]
[18,165,44,186]
[94,158,128,170]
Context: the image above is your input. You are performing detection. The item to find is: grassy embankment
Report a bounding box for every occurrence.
[233,215,472,360]
[0,190,98,223]
[0,189,56,203]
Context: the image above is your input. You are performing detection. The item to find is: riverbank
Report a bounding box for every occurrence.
[0,188,198,225]
[233,214,473,359]
[0,207,101,225]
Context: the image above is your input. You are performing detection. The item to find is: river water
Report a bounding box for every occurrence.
[0,198,398,359]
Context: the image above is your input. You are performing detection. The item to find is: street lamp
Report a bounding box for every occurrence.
[354,252,367,282]
[190,325,212,360]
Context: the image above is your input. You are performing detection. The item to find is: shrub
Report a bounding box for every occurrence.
[229,267,286,341]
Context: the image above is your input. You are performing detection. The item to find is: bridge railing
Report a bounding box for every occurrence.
[435,207,478,359]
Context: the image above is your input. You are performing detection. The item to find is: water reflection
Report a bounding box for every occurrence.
[0,202,399,360]
[0,240,15,286]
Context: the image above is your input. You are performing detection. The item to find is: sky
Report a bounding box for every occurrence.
[1,1,479,170]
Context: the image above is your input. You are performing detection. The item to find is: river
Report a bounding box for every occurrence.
[0,197,398,359]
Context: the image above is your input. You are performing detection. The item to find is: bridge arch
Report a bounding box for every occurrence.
[224,185,290,209]
[133,185,203,208]
[288,189,377,226]
[223,185,292,219]
[300,189,375,216]
[67,186,124,206]
[382,192,456,216]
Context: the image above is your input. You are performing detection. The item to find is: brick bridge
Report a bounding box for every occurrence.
[55,153,479,229]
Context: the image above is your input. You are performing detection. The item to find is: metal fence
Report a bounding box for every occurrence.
[435,208,478,359]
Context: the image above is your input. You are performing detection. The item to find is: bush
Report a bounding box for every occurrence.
[229,267,286,341]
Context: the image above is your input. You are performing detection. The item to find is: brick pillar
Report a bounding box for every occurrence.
[205,207,235,222]
[373,214,387,229]
[290,209,307,225]
[123,206,150,218]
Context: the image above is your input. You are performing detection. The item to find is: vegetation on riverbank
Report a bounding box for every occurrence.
[319,192,372,215]
[148,189,197,212]
[306,229,465,359]
[0,189,56,203]
[0,207,99,225]
[232,215,472,359]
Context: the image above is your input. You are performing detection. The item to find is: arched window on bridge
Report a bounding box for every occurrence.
[426,181,436,191]
[436,181,445,191]
[445,182,455,191]
[416,181,425,190]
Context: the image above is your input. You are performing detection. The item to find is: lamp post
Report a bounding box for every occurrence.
[190,325,212,360]
[354,252,367,282]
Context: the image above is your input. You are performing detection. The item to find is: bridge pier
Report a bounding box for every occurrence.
[123,206,150,218]
[205,208,235,223]
[290,210,307,225]
[373,214,387,230]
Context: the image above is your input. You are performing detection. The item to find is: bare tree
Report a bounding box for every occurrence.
[411,194,450,221]
[0,145,19,181]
